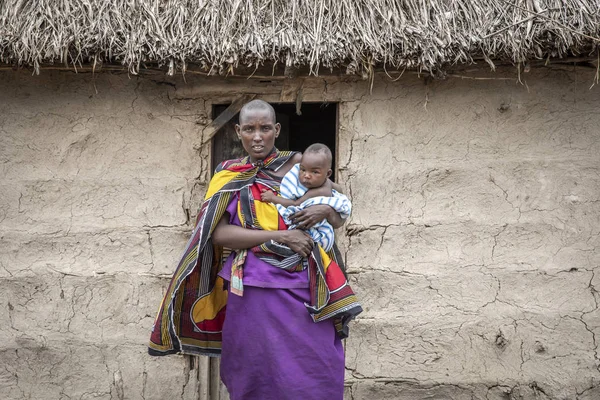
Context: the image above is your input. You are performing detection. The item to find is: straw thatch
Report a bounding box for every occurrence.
[0,0,599,75]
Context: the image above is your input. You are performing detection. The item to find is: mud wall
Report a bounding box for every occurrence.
[339,71,600,399]
[0,67,598,399]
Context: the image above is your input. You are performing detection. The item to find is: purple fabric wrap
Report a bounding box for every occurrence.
[220,285,345,400]
[217,195,345,399]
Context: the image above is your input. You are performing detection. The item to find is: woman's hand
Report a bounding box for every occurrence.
[291,204,344,230]
[278,229,313,257]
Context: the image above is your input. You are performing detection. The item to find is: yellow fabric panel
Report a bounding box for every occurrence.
[237,199,280,231]
[319,246,332,272]
[254,200,281,231]
[191,277,228,323]
[204,170,239,200]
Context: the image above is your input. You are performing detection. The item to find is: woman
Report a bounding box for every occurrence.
[149,100,361,400]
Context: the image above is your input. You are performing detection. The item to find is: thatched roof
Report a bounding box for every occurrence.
[0,0,599,76]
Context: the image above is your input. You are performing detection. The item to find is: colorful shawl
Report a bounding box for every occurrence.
[148,149,362,357]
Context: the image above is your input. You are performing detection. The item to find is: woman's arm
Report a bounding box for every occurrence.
[290,204,345,230]
[212,214,282,249]
[212,213,314,256]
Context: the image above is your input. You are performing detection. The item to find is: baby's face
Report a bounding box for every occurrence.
[299,152,331,188]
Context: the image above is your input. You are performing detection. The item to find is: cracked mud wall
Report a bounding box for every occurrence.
[338,70,600,400]
[0,71,213,400]
[0,67,599,399]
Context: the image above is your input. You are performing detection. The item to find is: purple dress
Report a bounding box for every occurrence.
[217,195,345,400]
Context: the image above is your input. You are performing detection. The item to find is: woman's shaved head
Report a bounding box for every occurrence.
[239,99,276,124]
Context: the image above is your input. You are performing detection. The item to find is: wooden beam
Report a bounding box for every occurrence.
[202,94,256,144]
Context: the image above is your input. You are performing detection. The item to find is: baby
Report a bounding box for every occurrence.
[261,143,351,252]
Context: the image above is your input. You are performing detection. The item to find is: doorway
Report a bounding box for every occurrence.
[211,102,338,178]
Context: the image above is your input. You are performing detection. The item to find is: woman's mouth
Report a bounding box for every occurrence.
[252,145,264,152]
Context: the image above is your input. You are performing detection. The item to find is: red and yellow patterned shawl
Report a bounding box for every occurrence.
[148,149,361,357]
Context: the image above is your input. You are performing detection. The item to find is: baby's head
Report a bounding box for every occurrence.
[299,143,332,189]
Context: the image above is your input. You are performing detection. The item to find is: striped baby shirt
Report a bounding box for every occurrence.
[277,163,351,252]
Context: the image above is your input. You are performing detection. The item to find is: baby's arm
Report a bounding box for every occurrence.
[295,180,333,204]
[261,190,299,207]
[261,180,333,207]
[331,181,344,193]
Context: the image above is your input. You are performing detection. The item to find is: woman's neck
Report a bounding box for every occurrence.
[249,147,277,164]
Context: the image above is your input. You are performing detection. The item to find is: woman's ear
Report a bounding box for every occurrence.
[235,124,242,140]
[274,122,281,138]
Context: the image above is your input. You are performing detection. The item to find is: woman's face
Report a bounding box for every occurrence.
[236,108,280,162]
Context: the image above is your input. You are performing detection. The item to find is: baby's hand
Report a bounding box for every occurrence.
[260,189,277,202]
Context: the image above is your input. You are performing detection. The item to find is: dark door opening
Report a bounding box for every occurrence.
[211,102,337,179]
